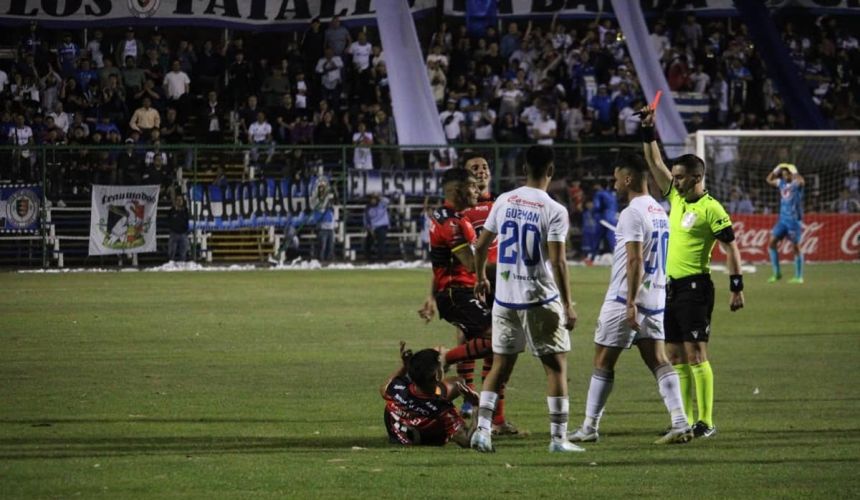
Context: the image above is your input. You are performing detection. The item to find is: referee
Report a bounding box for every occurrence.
[639,107,745,438]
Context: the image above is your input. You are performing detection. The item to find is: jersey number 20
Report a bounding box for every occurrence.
[644,230,669,275]
[498,220,541,265]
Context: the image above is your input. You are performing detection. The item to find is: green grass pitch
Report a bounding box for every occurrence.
[1,264,859,499]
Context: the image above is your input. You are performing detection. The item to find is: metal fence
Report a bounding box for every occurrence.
[0,141,666,268]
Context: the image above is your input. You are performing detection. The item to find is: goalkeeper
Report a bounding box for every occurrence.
[765,163,806,284]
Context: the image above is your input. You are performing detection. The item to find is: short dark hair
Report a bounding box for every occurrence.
[407,349,441,387]
[616,153,649,186]
[671,154,705,175]
[442,167,471,185]
[461,151,487,167]
[525,145,554,179]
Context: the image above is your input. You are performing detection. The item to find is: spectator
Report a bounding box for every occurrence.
[121,56,146,97]
[261,66,290,108]
[160,107,184,144]
[726,187,755,214]
[363,193,389,261]
[500,21,522,59]
[227,51,253,107]
[248,111,274,166]
[439,98,465,142]
[532,109,557,145]
[115,27,143,64]
[196,40,224,93]
[86,29,105,68]
[176,40,197,76]
[324,15,352,56]
[48,102,70,134]
[315,47,344,109]
[428,60,447,107]
[832,189,860,213]
[348,31,373,72]
[313,110,344,144]
[199,90,225,144]
[561,101,586,142]
[163,60,190,105]
[167,195,190,262]
[314,178,336,262]
[617,97,642,141]
[302,17,326,74]
[56,32,80,76]
[352,121,374,170]
[129,97,160,137]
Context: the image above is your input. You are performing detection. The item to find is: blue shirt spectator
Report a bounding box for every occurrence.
[364,194,390,229]
[589,86,613,125]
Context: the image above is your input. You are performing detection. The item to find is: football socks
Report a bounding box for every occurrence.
[547,396,569,441]
[477,391,498,433]
[654,363,689,429]
[690,361,715,427]
[769,247,781,278]
[674,363,695,425]
[582,367,614,433]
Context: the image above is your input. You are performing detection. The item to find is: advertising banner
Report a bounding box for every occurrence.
[89,184,160,255]
[711,214,860,263]
[0,183,41,234]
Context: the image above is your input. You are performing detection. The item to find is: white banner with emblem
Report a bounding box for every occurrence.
[89,184,160,256]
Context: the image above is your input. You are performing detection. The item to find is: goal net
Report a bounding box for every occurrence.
[688,130,860,263]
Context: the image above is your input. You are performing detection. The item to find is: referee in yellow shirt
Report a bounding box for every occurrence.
[639,108,744,438]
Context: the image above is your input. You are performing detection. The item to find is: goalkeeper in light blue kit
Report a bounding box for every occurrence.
[766,163,805,284]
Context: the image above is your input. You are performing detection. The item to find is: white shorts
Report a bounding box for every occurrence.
[492,299,571,356]
[594,300,665,349]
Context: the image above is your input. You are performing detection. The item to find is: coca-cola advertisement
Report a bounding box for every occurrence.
[712,214,860,263]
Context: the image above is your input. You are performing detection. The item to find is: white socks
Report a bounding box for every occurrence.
[547,396,569,441]
[654,363,689,429]
[582,367,614,432]
[477,391,499,432]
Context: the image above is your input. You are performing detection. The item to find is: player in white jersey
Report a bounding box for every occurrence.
[469,145,583,453]
[568,154,693,445]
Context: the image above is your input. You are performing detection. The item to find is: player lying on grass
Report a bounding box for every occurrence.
[381,342,478,447]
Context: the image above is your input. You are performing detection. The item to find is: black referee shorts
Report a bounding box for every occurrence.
[435,288,491,340]
[665,273,715,343]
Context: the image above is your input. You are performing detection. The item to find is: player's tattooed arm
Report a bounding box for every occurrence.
[418,273,437,323]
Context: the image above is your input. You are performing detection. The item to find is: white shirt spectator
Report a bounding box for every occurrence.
[122,39,139,60]
[473,109,496,141]
[315,56,344,90]
[144,150,168,166]
[248,121,272,143]
[618,106,641,136]
[163,70,191,99]
[348,41,373,71]
[87,38,104,68]
[0,69,8,93]
[352,131,374,170]
[689,70,711,93]
[8,125,33,146]
[49,111,71,134]
[439,109,465,141]
[426,53,448,70]
[563,107,585,141]
[650,32,671,61]
[533,117,557,145]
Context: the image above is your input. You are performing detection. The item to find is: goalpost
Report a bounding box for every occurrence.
[688,130,860,264]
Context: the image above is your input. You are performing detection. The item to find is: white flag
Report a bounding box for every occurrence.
[89,185,160,256]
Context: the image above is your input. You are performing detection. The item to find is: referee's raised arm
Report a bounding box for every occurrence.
[638,108,672,196]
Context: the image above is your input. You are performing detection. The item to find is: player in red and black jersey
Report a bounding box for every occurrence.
[418,168,495,368]
[459,153,516,435]
[381,342,478,446]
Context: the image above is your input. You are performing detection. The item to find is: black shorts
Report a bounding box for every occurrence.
[665,274,714,343]
[435,288,491,340]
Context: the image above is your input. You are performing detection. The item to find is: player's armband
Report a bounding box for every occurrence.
[714,226,735,243]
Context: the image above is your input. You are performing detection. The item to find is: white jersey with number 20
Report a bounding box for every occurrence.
[604,195,669,314]
[485,186,570,308]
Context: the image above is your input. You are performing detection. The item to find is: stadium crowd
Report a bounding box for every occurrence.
[0,11,858,215]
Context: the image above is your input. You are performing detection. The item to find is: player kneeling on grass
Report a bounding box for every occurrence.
[381,342,478,447]
[567,154,693,445]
